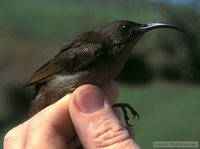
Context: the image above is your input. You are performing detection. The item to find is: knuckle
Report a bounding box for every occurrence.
[4,128,18,148]
[90,118,131,148]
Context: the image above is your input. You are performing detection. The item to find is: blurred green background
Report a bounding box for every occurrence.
[0,0,200,148]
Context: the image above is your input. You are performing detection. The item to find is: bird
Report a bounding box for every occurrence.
[25,20,181,126]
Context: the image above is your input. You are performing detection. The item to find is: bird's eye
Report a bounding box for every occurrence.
[120,24,131,34]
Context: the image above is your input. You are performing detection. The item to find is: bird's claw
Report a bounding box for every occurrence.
[112,103,139,127]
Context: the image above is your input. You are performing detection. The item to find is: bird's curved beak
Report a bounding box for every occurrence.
[139,23,183,32]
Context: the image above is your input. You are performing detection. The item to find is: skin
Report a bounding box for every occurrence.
[4,82,140,149]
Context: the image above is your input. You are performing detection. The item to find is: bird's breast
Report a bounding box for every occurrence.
[48,70,95,90]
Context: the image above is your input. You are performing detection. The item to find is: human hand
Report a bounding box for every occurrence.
[4,82,140,149]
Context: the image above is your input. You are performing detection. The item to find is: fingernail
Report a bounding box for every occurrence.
[75,88,105,113]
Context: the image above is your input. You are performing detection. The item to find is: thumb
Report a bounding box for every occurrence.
[69,84,139,149]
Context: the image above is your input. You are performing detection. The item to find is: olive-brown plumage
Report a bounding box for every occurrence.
[26,20,181,120]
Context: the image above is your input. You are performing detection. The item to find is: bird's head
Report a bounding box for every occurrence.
[96,20,182,52]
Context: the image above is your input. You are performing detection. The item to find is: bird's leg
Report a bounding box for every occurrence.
[112,103,139,127]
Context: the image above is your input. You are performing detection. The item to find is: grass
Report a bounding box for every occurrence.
[118,81,200,148]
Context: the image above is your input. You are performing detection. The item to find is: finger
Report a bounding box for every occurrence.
[113,108,121,120]
[69,84,137,149]
[101,81,118,105]
[125,126,135,139]
[19,93,75,148]
[35,93,75,140]
[4,121,28,149]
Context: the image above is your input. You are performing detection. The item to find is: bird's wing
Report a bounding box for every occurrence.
[25,42,103,86]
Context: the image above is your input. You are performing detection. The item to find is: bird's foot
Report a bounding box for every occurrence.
[112,103,139,127]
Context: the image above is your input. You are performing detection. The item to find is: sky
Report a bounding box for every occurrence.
[150,0,196,5]
[150,0,200,11]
